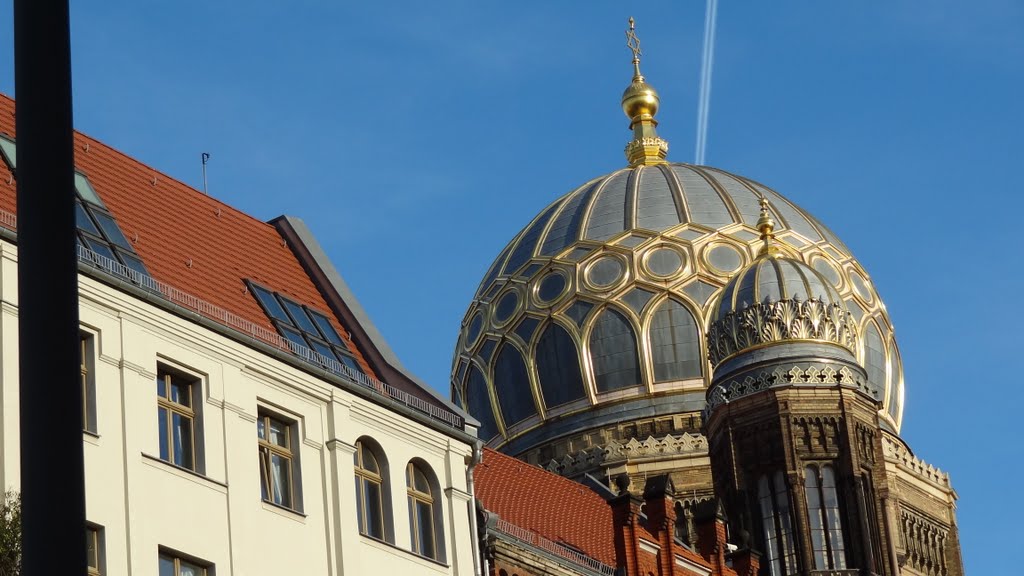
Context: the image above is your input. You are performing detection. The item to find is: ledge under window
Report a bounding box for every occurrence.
[140,453,227,492]
[261,499,306,522]
[360,534,449,570]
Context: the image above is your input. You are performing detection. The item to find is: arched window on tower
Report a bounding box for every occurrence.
[589,307,641,392]
[535,322,586,408]
[758,471,798,576]
[649,298,702,382]
[805,464,847,570]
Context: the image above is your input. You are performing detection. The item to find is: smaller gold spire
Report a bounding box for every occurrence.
[621,17,668,167]
[756,195,779,256]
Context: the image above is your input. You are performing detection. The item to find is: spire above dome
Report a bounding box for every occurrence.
[621,17,668,167]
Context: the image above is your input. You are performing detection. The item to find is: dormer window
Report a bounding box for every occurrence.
[248,281,365,378]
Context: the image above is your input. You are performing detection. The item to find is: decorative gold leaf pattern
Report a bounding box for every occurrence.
[707,297,859,366]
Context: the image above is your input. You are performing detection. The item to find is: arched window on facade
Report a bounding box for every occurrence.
[758,471,798,576]
[649,298,702,382]
[589,307,641,392]
[354,438,390,541]
[805,464,847,570]
[407,461,444,561]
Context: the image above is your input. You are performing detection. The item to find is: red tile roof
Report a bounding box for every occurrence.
[0,93,375,375]
[475,448,617,565]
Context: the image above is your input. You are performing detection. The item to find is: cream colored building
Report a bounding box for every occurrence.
[0,94,482,576]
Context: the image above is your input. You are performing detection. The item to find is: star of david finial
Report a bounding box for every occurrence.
[626,17,643,65]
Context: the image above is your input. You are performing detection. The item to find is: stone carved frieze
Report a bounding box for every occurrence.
[542,433,708,475]
[792,415,841,456]
[899,508,950,576]
[707,297,858,366]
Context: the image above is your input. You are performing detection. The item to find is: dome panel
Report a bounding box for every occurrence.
[589,307,641,392]
[750,182,824,243]
[504,201,562,276]
[635,166,683,231]
[540,180,601,257]
[863,321,886,397]
[465,366,498,441]
[887,338,903,425]
[536,323,586,409]
[493,343,537,426]
[650,299,702,382]
[644,245,685,278]
[700,168,765,226]
[670,166,735,228]
[564,300,594,327]
[585,171,631,240]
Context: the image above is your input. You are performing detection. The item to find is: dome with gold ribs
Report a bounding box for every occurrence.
[707,233,859,370]
[449,20,904,455]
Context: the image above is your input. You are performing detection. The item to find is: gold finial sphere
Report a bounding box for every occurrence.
[622,82,660,121]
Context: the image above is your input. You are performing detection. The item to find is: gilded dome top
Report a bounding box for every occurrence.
[451,163,905,454]
[708,250,859,369]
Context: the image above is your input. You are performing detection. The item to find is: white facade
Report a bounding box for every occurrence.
[0,239,479,576]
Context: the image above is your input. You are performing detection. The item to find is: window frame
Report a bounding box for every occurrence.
[354,439,387,541]
[86,523,104,576]
[156,365,201,472]
[81,331,97,434]
[158,550,210,576]
[804,463,847,570]
[257,411,300,511]
[757,471,798,576]
[406,461,439,560]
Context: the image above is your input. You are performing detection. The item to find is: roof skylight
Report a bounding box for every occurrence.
[248,282,366,378]
[0,136,149,281]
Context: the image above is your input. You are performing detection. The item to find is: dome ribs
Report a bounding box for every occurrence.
[583,170,631,241]
[699,166,776,227]
[540,178,602,257]
[656,163,691,225]
[623,166,640,230]
[634,165,683,232]
[683,165,743,226]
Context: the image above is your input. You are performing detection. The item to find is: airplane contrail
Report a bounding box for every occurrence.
[695,0,718,166]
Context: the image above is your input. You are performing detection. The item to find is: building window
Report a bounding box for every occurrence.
[354,439,386,540]
[81,333,97,433]
[805,465,847,570]
[246,281,365,378]
[156,367,199,471]
[758,471,798,576]
[407,461,439,559]
[158,551,209,576]
[258,412,299,510]
[86,524,103,575]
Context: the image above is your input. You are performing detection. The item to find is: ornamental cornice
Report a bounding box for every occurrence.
[704,363,868,418]
[882,435,951,489]
[707,297,858,367]
[541,432,708,475]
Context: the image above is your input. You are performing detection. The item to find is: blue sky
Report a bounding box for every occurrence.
[1,1,1020,572]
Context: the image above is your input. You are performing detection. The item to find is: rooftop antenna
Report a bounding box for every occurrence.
[695,0,719,165]
[201,152,210,195]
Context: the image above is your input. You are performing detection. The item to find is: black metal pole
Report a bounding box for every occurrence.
[13,0,84,575]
